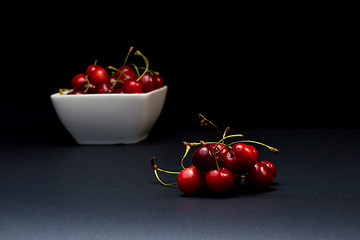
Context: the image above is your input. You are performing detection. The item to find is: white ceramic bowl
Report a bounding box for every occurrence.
[51,86,167,145]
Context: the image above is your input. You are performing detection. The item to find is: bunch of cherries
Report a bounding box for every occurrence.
[151,115,279,196]
[60,47,164,95]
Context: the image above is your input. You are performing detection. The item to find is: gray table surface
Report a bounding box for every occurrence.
[1,128,359,239]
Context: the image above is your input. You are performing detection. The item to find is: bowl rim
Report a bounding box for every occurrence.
[51,85,167,98]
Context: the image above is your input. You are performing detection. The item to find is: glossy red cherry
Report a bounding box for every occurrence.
[109,76,123,89]
[192,144,228,171]
[177,166,205,195]
[123,80,143,93]
[247,145,259,161]
[205,167,234,194]
[260,160,277,179]
[71,73,87,89]
[116,65,138,81]
[245,161,274,188]
[86,63,97,76]
[87,65,108,85]
[76,82,96,94]
[223,143,258,174]
[95,82,113,94]
[139,73,157,93]
[154,75,164,88]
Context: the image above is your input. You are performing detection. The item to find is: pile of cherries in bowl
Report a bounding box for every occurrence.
[60,47,164,95]
[151,115,279,196]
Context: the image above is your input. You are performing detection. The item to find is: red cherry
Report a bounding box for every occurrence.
[71,73,87,89]
[233,173,243,187]
[192,144,228,171]
[86,64,97,76]
[223,143,258,174]
[247,145,259,161]
[245,161,274,188]
[260,160,277,179]
[123,80,143,93]
[87,65,108,85]
[95,82,113,94]
[109,76,123,89]
[177,166,205,195]
[205,167,234,194]
[154,75,164,88]
[77,82,96,94]
[115,65,138,81]
[113,88,124,93]
[139,73,157,93]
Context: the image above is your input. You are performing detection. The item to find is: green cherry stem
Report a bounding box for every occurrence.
[129,63,140,76]
[137,66,160,76]
[106,66,125,90]
[107,66,128,80]
[223,127,231,139]
[150,157,178,186]
[198,114,223,137]
[180,142,192,169]
[134,50,149,82]
[156,168,181,174]
[59,88,72,95]
[154,170,178,186]
[122,46,133,66]
[84,75,90,93]
[119,46,133,80]
[229,140,279,153]
[213,134,245,170]
[150,157,180,174]
[185,141,219,147]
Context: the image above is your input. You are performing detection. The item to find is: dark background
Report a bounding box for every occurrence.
[1,5,359,240]
[0,5,357,139]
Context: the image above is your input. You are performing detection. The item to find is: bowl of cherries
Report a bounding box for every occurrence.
[51,47,167,145]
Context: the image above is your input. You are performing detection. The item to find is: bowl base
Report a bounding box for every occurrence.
[74,134,149,145]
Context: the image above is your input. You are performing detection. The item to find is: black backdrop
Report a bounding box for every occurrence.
[1,5,357,138]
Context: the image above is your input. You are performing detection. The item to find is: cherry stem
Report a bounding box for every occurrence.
[181,142,192,169]
[223,127,230,139]
[122,46,133,66]
[59,88,72,95]
[129,63,140,76]
[107,66,129,80]
[84,75,90,93]
[215,145,232,155]
[184,141,219,147]
[214,155,221,171]
[114,46,134,81]
[135,50,149,81]
[213,134,245,170]
[157,168,181,174]
[229,140,279,153]
[137,66,160,75]
[198,114,222,137]
[150,157,178,186]
[107,66,126,89]
[150,157,180,174]
[154,170,178,186]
